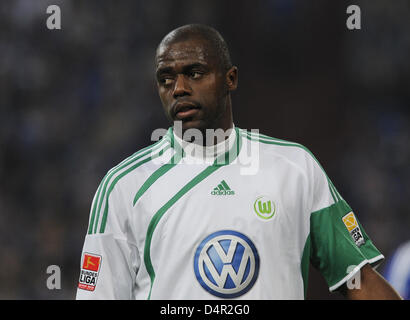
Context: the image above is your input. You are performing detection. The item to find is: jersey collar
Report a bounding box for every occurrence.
[168,124,241,166]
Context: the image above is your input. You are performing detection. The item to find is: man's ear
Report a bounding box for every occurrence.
[225,66,238,91]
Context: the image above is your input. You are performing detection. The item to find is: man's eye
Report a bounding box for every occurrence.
[160,78,174,86]
[190,72,203,79]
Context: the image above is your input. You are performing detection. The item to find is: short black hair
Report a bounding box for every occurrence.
[157,24,233,72]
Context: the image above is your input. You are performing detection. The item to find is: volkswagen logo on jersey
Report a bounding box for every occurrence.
[193,230,259,298]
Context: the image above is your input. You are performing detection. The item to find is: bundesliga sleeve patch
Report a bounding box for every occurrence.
[342,212,365,247]
[78,253,102,291]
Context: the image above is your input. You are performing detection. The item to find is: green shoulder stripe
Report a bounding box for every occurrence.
[88,137,169,234]
[133,149,184,206]
[98,143,171,234]
[88,138,167,234]
[239,129,341,204]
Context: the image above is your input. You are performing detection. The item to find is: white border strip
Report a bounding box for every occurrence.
[329,254,385,292]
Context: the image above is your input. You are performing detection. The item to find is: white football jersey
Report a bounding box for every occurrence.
[76,126,384,299]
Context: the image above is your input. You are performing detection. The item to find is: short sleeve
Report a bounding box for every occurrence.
[307,154,384,291]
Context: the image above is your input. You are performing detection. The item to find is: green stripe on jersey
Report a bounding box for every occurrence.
[89,139,167,234]
[88,140,164,234]
[247,130,342,202]
[98,143,171,234]
[240,130,341,204]
[144,165,222,299]
[88,138,169,234]
[144,127,242,299]
[133,149,184,206]
[132,130,185,207]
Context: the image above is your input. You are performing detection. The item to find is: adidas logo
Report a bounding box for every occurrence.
[211,180,235,195]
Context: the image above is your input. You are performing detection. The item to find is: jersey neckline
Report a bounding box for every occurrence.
[167,125,242,166]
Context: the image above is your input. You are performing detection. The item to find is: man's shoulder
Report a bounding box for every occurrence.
[238,128,314,160]
[103,135,172,186]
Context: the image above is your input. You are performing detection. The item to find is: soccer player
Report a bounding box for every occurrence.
[76,24,402,299]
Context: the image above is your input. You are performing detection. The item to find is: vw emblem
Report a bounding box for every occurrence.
[193,230,259,298]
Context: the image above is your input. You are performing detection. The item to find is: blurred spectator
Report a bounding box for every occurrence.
[383,240,410,300]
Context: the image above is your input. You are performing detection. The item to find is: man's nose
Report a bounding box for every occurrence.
[173,74,191,98]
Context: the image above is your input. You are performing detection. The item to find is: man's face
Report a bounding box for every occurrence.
[155,38,231,134]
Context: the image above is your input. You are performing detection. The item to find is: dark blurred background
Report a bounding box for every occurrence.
[0,0,409,299]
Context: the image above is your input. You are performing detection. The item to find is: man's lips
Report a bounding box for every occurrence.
[173,102,201,120]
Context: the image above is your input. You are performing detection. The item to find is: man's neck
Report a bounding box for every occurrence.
[172,123,236,161]
[173,122,234,147]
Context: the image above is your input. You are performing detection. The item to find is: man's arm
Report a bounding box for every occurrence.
[339,264,402,300]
